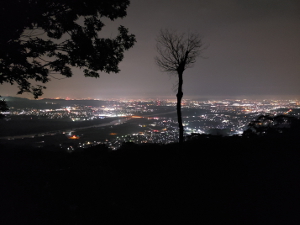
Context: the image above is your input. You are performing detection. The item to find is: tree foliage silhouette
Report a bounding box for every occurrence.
[0,0,136,98]
[243,114,300,137]
[155,29,204,144]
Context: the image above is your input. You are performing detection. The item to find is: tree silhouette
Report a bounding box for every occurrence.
[243,114,300,137]
[155,29,204,144]
[0,0,136,98]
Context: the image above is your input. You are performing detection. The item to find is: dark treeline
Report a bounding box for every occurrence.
[1,135,300,224]
[4,97,115,109]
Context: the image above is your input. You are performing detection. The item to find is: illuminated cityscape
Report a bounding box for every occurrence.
[2,97,300,150]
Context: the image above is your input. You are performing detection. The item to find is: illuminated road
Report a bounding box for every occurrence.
[131,110,177,118]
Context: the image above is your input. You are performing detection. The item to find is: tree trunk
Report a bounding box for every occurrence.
[176,71,184,144]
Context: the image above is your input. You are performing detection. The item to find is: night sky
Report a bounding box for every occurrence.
[2,0,300,100]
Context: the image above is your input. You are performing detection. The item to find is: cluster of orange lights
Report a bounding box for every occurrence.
[68,135,80,139]
[131,116,143,118]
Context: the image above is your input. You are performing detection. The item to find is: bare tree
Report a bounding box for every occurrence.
[155,29,204,144]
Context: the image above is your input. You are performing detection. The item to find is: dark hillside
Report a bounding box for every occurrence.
[1,136,300,224]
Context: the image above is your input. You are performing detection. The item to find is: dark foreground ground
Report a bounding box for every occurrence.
[1,135,300,224]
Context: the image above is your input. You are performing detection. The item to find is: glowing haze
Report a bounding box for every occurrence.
[2,0,300,100]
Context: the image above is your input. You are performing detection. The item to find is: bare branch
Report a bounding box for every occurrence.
[155,29,204,73]
[49,74,68,80]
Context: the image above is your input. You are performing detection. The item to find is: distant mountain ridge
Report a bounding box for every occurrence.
[3,96,109,109]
